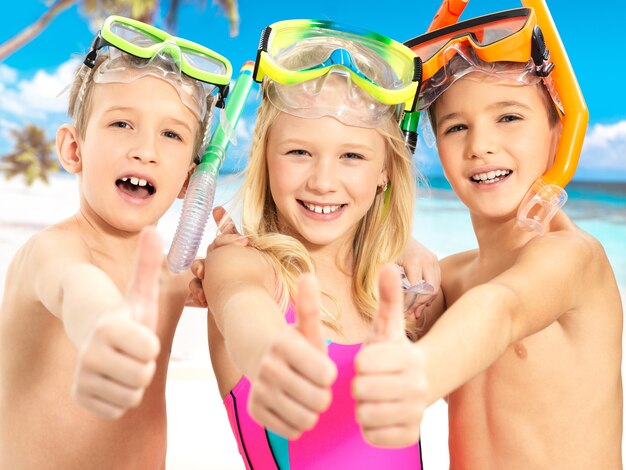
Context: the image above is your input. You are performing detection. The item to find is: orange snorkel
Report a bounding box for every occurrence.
[427,0,469,32]
[418,0,588,234]
[400,0,469,152]
[516,0,588,233]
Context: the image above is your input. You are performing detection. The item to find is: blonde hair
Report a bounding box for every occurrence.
[240,94,419,337]
[66,51,213,160]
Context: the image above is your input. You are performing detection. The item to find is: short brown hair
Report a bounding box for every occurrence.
[428,78,560,134]
[66,52,214,160]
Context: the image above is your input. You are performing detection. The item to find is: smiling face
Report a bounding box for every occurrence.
[265,112,388,251]
[432,73,561,220]
[74,75,199,232]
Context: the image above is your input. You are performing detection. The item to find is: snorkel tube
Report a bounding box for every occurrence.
[167,62,255,272]
[401,0,468,153]
[516,0,588,234]
[428,0,469,31]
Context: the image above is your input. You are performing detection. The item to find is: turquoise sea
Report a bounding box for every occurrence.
[407,177,626,290]
[209,175,626,292]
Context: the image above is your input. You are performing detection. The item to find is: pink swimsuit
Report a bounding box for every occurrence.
[223,306,423,469]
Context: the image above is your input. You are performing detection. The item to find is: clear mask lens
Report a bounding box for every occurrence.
[109,21,160,48]
[94,47,215,121]
[266,70,395,128]
[418,44,559,112]
[266,36,400,127]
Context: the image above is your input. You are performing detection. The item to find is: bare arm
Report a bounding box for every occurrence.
[417,231,598,406]
[28,230,125,349]
[26,228,162,418]
[203,245,337,438]
[203,244,284,377]
[354,232,606,448]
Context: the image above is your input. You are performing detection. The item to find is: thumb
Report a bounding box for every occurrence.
[369,264,406,343]
[126,227,163,330]
[295,273,325,351]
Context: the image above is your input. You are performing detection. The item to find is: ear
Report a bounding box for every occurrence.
[56,124,83,174]
[377,168,389,188]
[177,164,196,199]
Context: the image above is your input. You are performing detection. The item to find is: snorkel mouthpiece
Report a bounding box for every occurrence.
[516,0,588,233]
[517,180,567,234]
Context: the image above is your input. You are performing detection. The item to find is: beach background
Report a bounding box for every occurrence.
[1,173,624,468]
[2,0,626,468]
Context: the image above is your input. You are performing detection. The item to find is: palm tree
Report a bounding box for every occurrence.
[0,0,240,62]
[1,125,59,186]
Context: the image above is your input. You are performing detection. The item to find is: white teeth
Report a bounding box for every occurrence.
[121,176,148,187]
[303,202,342,214]
[472,169,511,183]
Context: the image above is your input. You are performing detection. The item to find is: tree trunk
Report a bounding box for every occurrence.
[0,0,77,62]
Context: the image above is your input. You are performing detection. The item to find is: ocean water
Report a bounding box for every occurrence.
[205,175,626,292]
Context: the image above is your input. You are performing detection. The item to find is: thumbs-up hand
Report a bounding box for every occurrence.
[72,227,162,419]
[353,264,427,448]
[248,273,337,439]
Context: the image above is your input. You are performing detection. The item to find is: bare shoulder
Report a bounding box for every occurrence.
[440,249,479,273]
[9,224,92,280]
[203,244,274,292]
[521,222,611,275]
[504,218,621,331]
[440,248,479,287]
[1,222,93,320]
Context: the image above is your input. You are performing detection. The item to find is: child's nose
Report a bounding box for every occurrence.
[307,157,338,193]
[128,134,159,164]
[466,126,497,160]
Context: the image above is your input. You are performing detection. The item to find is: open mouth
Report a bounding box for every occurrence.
[298,200,345,215]
[115,176,156,199]
[470,169,512,185]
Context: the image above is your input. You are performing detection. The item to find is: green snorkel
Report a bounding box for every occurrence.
[167,62,256,272]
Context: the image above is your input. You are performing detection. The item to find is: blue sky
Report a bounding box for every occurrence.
[2,0,625,180]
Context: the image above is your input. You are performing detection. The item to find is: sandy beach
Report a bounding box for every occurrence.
[1,174,623,468]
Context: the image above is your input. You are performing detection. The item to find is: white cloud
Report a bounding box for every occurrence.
[235,116,253,142]
[0,118,19,144]
[580,120,626,170]
[0,64,18,84]
[0,59,79,118]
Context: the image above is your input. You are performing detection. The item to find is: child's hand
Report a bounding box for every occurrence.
[72,228,162,419]
[188,206,248,307]
[398,238,440,319]
[248,273,337,439]
[353,264,427,448]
